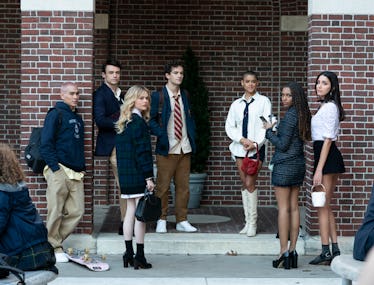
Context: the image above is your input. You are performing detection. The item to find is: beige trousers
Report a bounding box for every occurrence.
[44,168,84,251]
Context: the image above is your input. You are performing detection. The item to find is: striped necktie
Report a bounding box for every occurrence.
[174,94,183,141]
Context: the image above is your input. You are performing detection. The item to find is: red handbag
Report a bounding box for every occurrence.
[241,143,260,175]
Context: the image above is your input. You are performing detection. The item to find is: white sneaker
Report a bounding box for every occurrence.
[156,219,167,233]
[176,221,197,232]
[55,252,69,263]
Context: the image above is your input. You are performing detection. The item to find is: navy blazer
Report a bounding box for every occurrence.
[149,86,196,156]
[93,83,124,156]
[353,185,374,261]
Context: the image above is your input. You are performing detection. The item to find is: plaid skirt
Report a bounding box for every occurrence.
[271,156,306,187]
[6,241,57,274]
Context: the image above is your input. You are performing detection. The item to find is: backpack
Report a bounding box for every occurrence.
[24,108,62,174]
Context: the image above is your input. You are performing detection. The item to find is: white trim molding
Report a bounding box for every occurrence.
[21,0,94,12]
[308,0,374,15]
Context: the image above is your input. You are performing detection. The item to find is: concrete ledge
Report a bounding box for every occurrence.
[331,254,364,285]
[96,233,305,255]
[0,270,57,285]
[65,232,354,256]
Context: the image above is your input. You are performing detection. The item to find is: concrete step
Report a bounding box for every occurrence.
[63,232,354,256]
[49,254,341,285]
[50,277,341,285]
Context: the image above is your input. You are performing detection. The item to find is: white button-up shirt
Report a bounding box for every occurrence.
[225,92,272,158]
[311,102,340,141]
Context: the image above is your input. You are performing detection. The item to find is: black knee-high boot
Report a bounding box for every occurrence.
[134,243,152,270]
[123,240,134,267]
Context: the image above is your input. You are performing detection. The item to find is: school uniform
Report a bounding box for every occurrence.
[311,101,345,174]
[116,112,153,197]
[266,106,306,187]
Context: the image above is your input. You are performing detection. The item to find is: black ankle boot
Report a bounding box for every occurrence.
[122,251,134,268]
[289,250,298,268]
[272,251,290,269]
[309,252,332,265]
[332,243,340,259]
[134,255,152,270]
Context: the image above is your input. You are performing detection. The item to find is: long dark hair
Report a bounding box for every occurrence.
[286,81,311,141]
[315,71,345,121]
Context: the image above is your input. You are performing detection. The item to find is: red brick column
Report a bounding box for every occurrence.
[20,4,94,233]
[306,3,374,236]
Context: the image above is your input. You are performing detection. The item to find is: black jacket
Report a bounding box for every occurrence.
[93,83,124,156]
[353,185,374,261]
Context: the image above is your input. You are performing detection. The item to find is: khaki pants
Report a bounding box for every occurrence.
[156,153,191,223]
[44,168,84,251]
[110,148,127,220]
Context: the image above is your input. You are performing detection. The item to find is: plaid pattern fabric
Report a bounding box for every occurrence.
[116,114,154,195]
[6,241,57,273]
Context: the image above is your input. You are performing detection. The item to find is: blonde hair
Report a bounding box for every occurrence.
[0,143,25,184]
[116,85,151,134]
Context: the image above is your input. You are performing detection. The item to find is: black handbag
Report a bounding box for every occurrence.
[135,190,161,223]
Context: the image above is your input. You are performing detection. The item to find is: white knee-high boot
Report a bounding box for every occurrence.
[246,189,258,237]
[239,190,249,234]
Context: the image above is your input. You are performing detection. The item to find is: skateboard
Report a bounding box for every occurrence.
[66,248,110,272]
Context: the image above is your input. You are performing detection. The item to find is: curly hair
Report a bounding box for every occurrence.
[0,143,25,184]
[115,85,151,134]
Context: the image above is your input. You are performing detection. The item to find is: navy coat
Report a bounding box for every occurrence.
[0,182,48,256]
[40,102,85,172]
[353,185,374,261]
[94,83,124,156]
[149,86,196,156]
[116,114,154,195]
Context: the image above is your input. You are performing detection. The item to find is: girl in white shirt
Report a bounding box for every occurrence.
[225,70,272,237]
[309,71,346,266]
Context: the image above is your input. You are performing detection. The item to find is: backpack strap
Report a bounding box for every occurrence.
[0,254,25,285]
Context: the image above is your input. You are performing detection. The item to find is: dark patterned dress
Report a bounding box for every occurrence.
[265,107,306,187]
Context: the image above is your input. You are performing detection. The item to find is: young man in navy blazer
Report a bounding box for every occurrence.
[93,59,126,235]
[149,60,197,233]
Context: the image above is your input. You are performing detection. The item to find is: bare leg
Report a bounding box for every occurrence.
[275,186,291,254]
[123,198,135,241]
[289,186,300,252]
[318,174,339,245]
[134,197,146,244]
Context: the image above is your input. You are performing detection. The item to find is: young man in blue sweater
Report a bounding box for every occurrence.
[40,82,86,263]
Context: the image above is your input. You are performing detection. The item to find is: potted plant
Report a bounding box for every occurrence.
[181,46,211,208]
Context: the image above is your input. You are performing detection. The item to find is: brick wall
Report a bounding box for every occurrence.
[4,1,370,236]
[0,1,21,152]
[20,10,95,233]
[93,0,309,208]
[306,14,374,235]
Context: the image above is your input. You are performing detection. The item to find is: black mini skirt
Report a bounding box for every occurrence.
[313,141,345,174]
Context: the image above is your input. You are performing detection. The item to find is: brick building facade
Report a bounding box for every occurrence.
[0,0,372,236]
